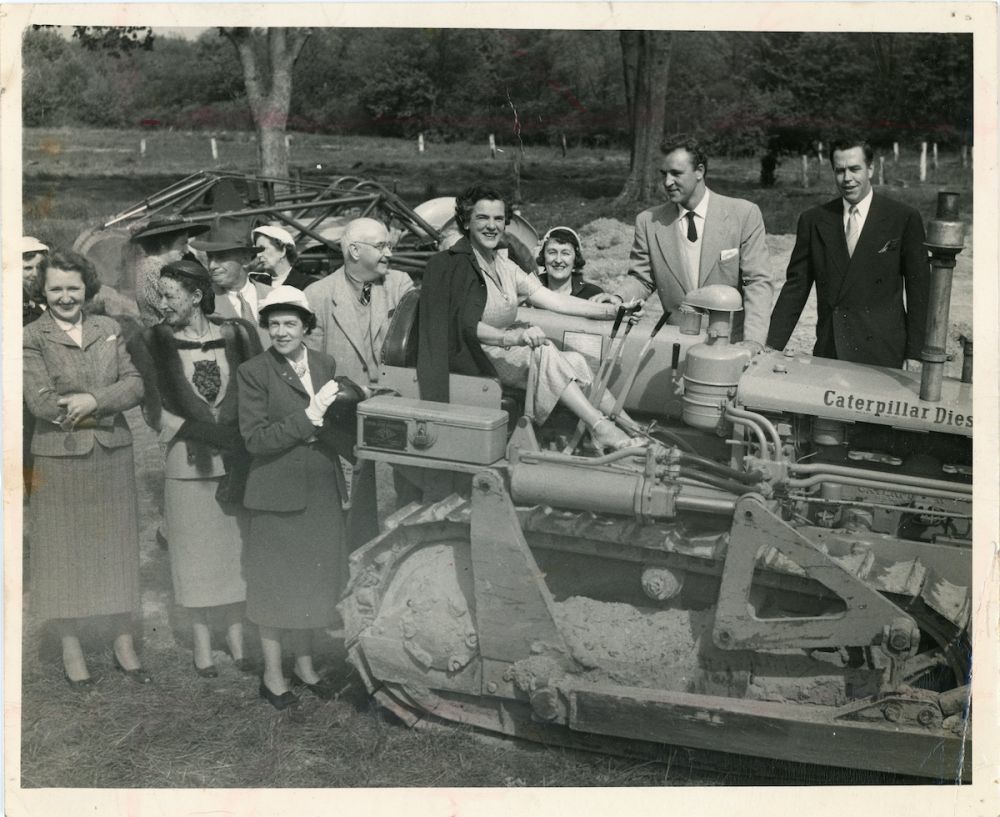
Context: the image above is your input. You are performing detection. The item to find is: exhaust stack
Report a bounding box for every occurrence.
[919,192,965,402]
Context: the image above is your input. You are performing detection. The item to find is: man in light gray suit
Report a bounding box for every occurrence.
[601,138,774,350]
[303,217,414,390]
[192,235,272,348]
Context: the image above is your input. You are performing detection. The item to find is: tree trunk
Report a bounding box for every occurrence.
[617,31,673,205]
[620,31,640,170]
[221,27,311,179]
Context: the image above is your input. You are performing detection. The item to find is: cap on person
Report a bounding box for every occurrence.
[252,225,296,248]
[23,236,49,255]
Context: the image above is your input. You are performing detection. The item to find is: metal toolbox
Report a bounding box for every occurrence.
[357,396,508,464]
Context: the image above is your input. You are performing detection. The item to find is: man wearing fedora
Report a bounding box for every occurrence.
[131,218,211,326]
[192,230,272,348]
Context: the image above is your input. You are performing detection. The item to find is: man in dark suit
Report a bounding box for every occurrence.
[766,138,930,369]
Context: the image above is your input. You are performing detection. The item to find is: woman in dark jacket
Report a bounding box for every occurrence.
[129,259,262,677]
[23,250,148,686]
[251,225,316,290]
[237,286,361,709]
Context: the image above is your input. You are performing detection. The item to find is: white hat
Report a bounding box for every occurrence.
[252,225,296,247]
[258,285,314,316]
[23,236,49,255]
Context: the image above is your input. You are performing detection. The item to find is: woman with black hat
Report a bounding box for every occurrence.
[129,259,262,677]
[237,287,364,709]
[130,218,211,327]
[536,226,605,299]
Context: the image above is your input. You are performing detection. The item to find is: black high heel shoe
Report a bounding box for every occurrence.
[64,671,95,690]
[194,660,219,679]
[259,679,299,710]
[290,670,339,700]
[114,655,152,685]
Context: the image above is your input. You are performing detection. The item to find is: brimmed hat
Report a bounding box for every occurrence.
[23,236,49,255]
[252,225,296,248]
[160,258,211,286]
[258,285,314,317]
[130,218,210,243]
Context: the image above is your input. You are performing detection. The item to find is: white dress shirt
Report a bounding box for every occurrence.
[842,188,874,234]
[677,189,711,290]
[225,278,260,319]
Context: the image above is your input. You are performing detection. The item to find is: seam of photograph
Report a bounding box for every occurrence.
[3,3,998,816]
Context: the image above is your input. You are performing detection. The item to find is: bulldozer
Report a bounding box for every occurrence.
[338,192,973,783]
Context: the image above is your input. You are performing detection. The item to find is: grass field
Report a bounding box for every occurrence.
[17,127,975,791]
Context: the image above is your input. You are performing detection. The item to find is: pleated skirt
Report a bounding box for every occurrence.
[164,477,247,608]
[29,443,140,620]
[245,446,347,630]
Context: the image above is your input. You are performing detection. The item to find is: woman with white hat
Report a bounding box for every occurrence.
[237,286,364,709]
[251,225,316,290]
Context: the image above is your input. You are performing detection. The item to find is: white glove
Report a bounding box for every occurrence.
[305,396,325,426]
[314,379,341,412]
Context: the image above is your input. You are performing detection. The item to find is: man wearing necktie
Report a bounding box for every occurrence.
[192,233,272,348]
[601,137,774,352]
[766,138,930,369]
[303,217,414,389]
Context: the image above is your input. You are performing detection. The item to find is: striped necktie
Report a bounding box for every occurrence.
[360,282,372,306]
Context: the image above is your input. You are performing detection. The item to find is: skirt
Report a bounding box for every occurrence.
[165,477,247,608]
[29,443,140,620]
[245,447,347,630]
[484,342,593,424]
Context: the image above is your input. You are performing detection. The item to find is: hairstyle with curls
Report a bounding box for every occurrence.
[536,228,586,272]
[37,249,103,302]
[255,233,299,265]
[828,138,874,167]
[258,304,317,335]
[659,136,709,176]
[454,185,513,237]
[159,265,216,315]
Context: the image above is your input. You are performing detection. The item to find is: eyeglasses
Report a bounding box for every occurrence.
[353,241,392,255]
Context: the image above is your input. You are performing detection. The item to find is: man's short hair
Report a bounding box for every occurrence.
[340,217,388,260]
[829,138,874,167]
[660,137,709,175]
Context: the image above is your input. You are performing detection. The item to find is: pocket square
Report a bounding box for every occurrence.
[106,335,117,341]
[721,248,739,261]
[877,239,901,254]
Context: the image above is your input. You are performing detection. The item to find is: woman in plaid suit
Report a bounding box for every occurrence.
[23,250,148,687]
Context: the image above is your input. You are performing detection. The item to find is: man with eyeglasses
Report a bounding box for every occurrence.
[304,217,414,389]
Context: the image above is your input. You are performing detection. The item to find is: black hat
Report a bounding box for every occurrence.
[130,218,210,243]
[160,258,212,285]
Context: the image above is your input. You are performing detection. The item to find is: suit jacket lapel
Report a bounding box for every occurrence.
[38,311,81,347]
[267,347,310,396]
[369,280,388,348]
[698,192,730,285]
[328,271,367,361]
[306,348,333,394]
[650,207,689,294]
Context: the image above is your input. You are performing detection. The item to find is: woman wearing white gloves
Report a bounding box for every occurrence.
[237,286,365,710]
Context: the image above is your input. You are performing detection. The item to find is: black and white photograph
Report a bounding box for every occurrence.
[3,2,998,815]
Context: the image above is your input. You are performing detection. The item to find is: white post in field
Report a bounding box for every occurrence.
[489,134,497,159]
[961,144,968,168]
[893,142,900,162]
[418,133,425,153]
[932,142,938,170]
[801,154,809,188]
[140,139,146,158]
[878,155,885,186]
[211,137,219,161]
[919,142,927,182]
[285,134,291,151]
[817,141,823,159]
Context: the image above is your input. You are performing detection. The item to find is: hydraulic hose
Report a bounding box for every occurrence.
[726,405,782,456]
[678,469,752,497]
[788,462,971,495]
[679,452,763,485]
[727,415,771,461]
[785,474,969,503]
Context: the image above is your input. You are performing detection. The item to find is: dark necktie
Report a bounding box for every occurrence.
[685,211,698,242]
[236,291,254,323]
[360,282,372,306]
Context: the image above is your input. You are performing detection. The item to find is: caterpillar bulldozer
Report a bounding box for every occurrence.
[339,192,973,782]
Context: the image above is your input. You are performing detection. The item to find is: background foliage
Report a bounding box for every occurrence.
[23,27,973,153]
